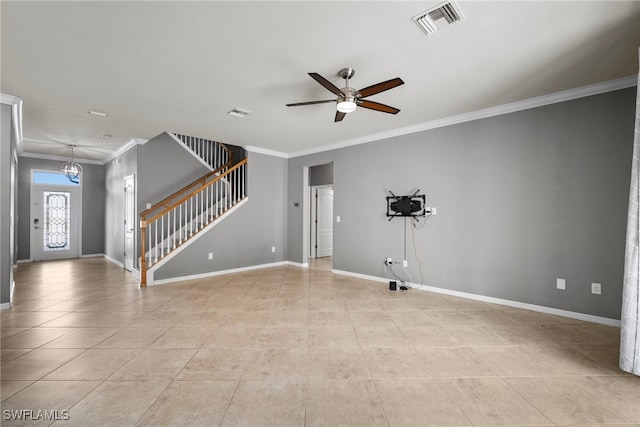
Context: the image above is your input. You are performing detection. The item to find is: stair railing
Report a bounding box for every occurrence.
[139,158,248,286]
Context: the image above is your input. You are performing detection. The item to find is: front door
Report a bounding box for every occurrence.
[124,175,135,271]
[30,171,80,261]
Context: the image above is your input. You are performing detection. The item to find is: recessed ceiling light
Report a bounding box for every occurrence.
[228,107,253,118]
[87,110,108,117]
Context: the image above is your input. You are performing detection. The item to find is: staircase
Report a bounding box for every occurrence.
[139,133,247,286]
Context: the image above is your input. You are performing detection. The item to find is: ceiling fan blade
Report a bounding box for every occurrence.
[356,77,404,98]
[335,111,346,122]
[286,99,335,107]
[309,72,344,96]
[357,99,401,114]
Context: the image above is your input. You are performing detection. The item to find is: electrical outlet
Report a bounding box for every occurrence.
[556,278,566,290]
[271,246,276,253]
[402,260,408,268]
[591,282,601,295]
[336,216,341,223]
[208,253,213,260]
[431,207,437,215]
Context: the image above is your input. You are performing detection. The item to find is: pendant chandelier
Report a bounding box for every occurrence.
[61,145,83,182]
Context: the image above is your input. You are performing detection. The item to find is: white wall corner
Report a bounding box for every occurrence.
[244,145,289,159]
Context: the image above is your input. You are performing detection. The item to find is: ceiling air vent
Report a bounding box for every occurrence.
[412,0,466,36]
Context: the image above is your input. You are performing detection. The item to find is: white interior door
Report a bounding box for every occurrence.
[30,171,80,261]
[124,175,135,271]
[311,186,333,258]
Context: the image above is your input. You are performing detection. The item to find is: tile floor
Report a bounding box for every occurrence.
[1,257,638,426]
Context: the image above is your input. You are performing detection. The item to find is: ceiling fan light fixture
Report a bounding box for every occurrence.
[337,97,357,113]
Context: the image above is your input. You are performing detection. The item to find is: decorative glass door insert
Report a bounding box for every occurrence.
[43,191,71,251]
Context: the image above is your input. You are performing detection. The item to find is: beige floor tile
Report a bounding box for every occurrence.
[221,380,305,427]
[506,377,633,425]
[0,312,69,328]
[243,348,307,380]
[42,348,139,380]
[0,328,73,349]
[41,327,120,348]
[363,347,431,379]
[0,380,33,402]
[444,325,512,346]
[201,325,257,348]
[566,376,640,423]
[249,326,308,348]
[355,326,409,348]
[308,310,350,326]
[136,380,238,427]
[519,345,620,376]
[1,349,32,364]
[2,381,101,426]
[94,326,169,348]
[50,380,169,427]
[109,348,195,381]
[307,347,370,380]
[428,310,480,326]
[1,328,30,339]
[400,326,458,347]
[440,377,552,425]
[306,379,388,427]
[349,310,397,328]
[151,327,216,349]
[308,325,359,348]
[490,324,557,345]
[375,379,470,426]
[266,309,309,327]
[417,347,497,378]
[1,348,85,381]
[388,310,434,327]
[177,348,256,380]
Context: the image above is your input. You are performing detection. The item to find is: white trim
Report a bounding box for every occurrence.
[16,259,32,264]
[284,261,308,268]
[245,145,288,159]
[150,260,291,286]
[102,138,148,165]
[1,94,24,155]
[288,74,638,158]
[146,198,249,285]
[103,253,124,269]
[0,302,12,310]
[20,151,103,165]
[80,253,104,258]
[332,269,621,327]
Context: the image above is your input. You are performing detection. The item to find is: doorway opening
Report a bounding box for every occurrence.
[30,170,82,261]
[304,162,334,266]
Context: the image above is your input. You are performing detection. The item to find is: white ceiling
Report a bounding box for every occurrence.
[2,1,639,162]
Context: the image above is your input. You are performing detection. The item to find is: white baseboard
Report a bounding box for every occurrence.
[332,269,621,328]
[16,259,31,264]
[103,254,124,269]
[0,302,12,310]
[81,253,104,259]
[150,260,292,286]
[284,261,308,268]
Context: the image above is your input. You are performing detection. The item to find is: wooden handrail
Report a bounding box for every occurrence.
[144,158,247,224]
[140,161,231,218]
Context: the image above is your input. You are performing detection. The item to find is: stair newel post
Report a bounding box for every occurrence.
[140,218,147,287]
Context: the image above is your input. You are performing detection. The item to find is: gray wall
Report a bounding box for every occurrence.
[309,162,333,186]
[155,151,287,280]
[0,103,16,304]
[104,147,137,264]
[287,88,636,319]
[17,157,106,259]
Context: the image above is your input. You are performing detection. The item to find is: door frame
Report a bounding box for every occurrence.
[309,184,333,259]
[30,169,83,261]
[123,174,136,271]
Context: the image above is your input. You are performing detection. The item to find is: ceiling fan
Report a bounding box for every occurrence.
[286,68,404,122]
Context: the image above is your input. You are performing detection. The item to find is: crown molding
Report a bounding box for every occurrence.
[287,74,638,158]
[244,145,289,158]
[1,93,24,155]
[102,137,149,165]
[20,151,103,165]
